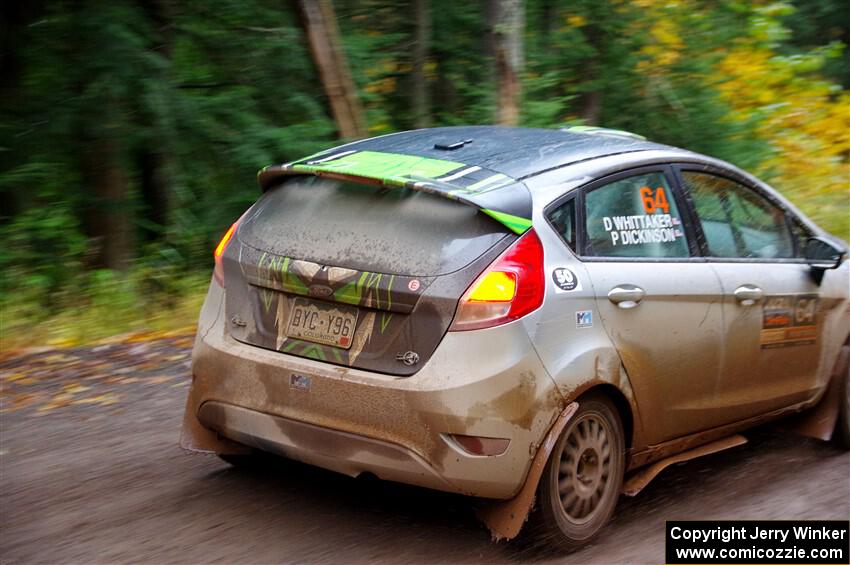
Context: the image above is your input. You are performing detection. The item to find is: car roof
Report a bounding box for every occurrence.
[331,125,669,179]
[258,126,672,235]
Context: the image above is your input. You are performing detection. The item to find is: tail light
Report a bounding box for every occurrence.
[449,229,545,331]
[213,221,239,287]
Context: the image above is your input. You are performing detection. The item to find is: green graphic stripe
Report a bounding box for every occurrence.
[292,150,464,184]
[301,344,326,361]
[333,280,361,305]
[279,150,532,235]
[260,288,275,313]
[257,253,310,296]
[380,312,393,334]
[481,209,532,234]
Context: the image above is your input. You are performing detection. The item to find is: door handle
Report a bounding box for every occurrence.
[734,284,764,306]
[607,285,646,309]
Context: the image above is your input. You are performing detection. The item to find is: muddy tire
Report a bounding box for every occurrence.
[529,395,625,552]
[834,345,850,450]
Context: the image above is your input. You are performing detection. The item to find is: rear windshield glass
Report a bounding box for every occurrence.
[239,176,511,276]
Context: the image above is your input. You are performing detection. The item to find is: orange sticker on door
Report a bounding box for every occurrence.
[760,294,819,349]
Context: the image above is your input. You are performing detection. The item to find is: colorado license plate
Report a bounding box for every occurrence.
[286,298,358,349]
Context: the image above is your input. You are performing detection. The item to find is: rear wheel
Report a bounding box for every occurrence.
[834,345,850,450]
[530,396,625,552]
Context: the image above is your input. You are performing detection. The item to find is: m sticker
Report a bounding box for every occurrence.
[290,373,312,391]
[760,294,819,349]
[552,268,581,292]
[576,310,593,328]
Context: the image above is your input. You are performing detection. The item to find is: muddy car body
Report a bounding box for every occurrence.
[182,126,850,550]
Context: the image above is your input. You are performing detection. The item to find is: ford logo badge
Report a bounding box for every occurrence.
[308,284,334,298]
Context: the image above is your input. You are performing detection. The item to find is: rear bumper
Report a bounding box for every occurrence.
[198,401,460,492]
[182,282,564,499]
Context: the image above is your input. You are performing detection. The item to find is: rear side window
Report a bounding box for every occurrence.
[583,171,690,258]
[549,198,576,251]
[681,172,794,259]
[239,176,511,276]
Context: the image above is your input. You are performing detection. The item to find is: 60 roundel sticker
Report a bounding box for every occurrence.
[552,268,581,293]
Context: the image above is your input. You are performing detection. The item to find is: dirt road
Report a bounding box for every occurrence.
[1,334,848,563]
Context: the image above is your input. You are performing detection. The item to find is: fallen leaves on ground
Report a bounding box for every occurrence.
[0,332,194,415]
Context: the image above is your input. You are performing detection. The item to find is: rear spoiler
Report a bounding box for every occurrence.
[257,149,533,235]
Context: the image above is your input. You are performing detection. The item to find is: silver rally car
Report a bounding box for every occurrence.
[182,126,850,551]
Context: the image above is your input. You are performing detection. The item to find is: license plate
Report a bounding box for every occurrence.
[286,298,359,349]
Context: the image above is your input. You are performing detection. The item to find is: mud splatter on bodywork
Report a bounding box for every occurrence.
[182,281,565,500]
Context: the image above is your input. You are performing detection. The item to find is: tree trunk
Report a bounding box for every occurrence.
[539,0,556,45]
[579,90,602,125]
[138,150,169,241]
[488,0,524,125]
[81,139,133,271]
[578,23,603,125]
[297,0,366,139]
[482,0,497,100]
[139,0,173,241]
[0,1,45,222]
[71,3,133,270]
[411,0,431,128]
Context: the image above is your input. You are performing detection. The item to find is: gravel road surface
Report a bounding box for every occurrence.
[2,335,848,563]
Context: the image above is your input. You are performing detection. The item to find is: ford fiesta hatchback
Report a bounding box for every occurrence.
[182,126,850,550]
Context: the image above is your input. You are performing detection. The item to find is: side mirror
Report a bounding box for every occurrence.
[805,236,844,271]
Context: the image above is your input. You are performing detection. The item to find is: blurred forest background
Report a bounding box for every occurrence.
[1,0,848,347]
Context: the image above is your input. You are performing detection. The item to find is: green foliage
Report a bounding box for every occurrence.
[1,0,847,347]
[783,0,850,86]
[0,266,208,349]
[0,163,86,308]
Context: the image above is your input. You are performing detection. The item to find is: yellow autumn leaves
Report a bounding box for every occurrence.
[0,333,193,415]
[574,0,849,239]
[716,47,849,238]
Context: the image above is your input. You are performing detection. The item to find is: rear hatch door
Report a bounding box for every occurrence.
[222,175,517,375]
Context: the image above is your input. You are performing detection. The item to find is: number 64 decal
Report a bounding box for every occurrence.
[639,186,670,214]
[795,296,817,325]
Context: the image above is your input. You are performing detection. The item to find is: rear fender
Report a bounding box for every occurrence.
[180,281,251,455]
[475,401,579,541]
[545,346,646,457]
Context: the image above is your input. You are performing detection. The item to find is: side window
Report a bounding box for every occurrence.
[583,171,690,258]
[549,198,576,251]
[789,217,812,258]
[681,171,794,259]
